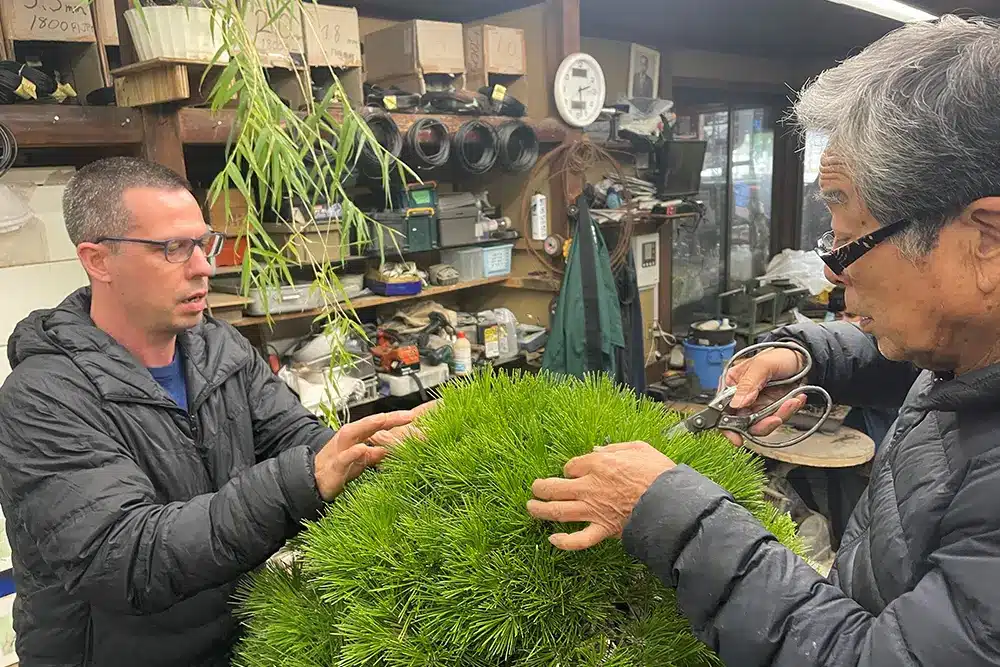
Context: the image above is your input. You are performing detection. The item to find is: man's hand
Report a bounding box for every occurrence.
[722,348,809,446]
[527,442,675,551]
[313,411,416,501]
[366,399,439,448]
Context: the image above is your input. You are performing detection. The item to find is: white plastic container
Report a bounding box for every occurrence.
[530,193,548,241]
[452,332,472,376]
[124,6,228,63]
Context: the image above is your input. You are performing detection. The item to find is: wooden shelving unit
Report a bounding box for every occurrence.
[0,106,142,148]
[223,276,508,328]
[177,107,568,146]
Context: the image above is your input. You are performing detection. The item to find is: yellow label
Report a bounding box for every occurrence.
[14,77,37,100]
[384,95,397,111]
[491,84,507,102]
[51,82,77,103]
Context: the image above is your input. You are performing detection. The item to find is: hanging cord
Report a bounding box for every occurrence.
[451,119,499,175]
[0,120,16,178]
[496,121,539,173]
[403,117,451,169]
[518,138,638,277]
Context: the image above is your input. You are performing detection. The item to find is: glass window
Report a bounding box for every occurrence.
[671,111,727,325]
[800,130,830,250]
[729,108,773,286]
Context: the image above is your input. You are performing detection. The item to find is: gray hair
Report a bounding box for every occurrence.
[63,157,192,246]
[793,15,1000,256]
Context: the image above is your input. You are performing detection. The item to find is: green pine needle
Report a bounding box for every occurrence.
[234,370,804,666]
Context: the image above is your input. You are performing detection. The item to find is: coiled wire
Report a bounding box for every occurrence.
[496,121,539,173]
[0,120,17,178]
[358,107,402,177]
[0,61,57,100]
[451,120,498,175]
[403,117,451,169]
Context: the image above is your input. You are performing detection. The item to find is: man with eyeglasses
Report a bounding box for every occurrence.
[0,157,422,666]
[527,15,1000,666]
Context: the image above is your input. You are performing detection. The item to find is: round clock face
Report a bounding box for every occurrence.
[554,53,607,128]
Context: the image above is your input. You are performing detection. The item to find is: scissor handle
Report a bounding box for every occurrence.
[716,384,834,449]
[722,340,814,391]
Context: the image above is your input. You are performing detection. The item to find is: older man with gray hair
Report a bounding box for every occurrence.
[528,15,1000,666]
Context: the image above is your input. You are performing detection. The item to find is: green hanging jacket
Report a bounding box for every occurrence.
[542,196,625,379]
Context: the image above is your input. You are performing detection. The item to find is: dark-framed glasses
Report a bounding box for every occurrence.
[95,232,226,264]
[816,219,911,275]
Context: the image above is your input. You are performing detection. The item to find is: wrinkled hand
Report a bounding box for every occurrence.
[722,348,808,446]
[527,442,675,551]
[313,410,416,501]
[366,399,439,448]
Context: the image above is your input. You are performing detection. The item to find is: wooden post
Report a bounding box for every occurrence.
[89,0,113,88]
[544,0,581,239]
[141,104,187,178]
[114,0,136,66]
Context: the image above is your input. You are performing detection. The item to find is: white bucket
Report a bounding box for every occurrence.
[124,6,229,63]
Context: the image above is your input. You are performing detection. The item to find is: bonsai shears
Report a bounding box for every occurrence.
[668,341,833,449]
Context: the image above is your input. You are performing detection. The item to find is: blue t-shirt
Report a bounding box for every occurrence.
[149,351,189,411]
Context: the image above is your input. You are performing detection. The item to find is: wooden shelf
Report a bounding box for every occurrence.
[503,276,562,292]
[226,276,508,328]
[178,107,568,146]
[0,105,142,148]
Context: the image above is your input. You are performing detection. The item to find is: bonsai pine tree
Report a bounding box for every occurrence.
[234,370,801,666]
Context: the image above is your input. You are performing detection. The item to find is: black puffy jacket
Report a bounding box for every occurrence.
[623,320,1000,666]
[0,289,335,667]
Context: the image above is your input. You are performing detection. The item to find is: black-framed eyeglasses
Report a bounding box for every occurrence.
[815,219,911,275]
[95,232,226,264]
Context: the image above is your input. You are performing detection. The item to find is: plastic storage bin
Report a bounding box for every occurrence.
[482,243,514,278]
[682,339,736,394]
[441,248,484,282]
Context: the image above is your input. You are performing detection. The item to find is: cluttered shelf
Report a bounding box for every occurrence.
[221,276,508,328]
[0,106,143,148]
[178,107,568,146]
[211,237,520,277]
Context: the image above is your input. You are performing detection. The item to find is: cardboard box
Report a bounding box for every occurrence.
[0,0,96,42]
[363,19,465,93]
[302,4,360,68]
[247,0,305,68]
[464,24,526,90]
[260,222,344,263]
[196,188,249,237]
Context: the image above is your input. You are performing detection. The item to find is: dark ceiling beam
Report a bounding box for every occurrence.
[349,0,540,22]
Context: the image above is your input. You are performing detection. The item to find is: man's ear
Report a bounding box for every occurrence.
[967,197,1000,293]
[77,243,113,284]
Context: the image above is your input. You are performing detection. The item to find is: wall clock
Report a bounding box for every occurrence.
[553,52,607,128]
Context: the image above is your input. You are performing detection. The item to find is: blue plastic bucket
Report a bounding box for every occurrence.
[683,339,737,394]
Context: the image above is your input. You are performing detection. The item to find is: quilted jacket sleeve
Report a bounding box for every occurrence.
[623,463,1000,666]
[242,342,337,461]
[0,369,328,617]
[767,320,920,409]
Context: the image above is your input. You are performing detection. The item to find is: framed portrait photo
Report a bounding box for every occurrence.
[628,43,660,99]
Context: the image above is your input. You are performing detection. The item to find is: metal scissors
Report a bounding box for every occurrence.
[668,341,833,449]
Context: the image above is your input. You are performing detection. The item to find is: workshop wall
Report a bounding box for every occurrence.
[582,37,673,101]
[671,48,826,90]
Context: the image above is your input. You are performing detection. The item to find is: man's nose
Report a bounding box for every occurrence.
[187,246,215,278]
[824,264,849,287]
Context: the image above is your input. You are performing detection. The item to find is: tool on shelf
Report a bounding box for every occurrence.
[667,341,834,449]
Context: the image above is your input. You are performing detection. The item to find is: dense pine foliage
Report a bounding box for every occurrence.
[235,370,801,666]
